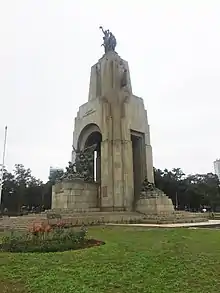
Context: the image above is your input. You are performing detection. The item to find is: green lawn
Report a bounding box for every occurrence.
[1,226,220,293]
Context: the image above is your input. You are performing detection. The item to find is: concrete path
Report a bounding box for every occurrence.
[107,220,220,228]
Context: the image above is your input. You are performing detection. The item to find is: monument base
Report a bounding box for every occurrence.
[136,196,174,215]
[52,179,98,210]
[136,180,175,215]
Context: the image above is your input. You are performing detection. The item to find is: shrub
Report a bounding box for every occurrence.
[28,222,52,240]
[0,223,87,253]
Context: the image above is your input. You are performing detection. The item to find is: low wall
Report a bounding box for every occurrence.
[52,179,98,209]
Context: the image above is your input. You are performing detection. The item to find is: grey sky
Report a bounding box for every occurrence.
[0,0,219,182]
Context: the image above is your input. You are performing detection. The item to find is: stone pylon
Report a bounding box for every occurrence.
[72,51,154,211]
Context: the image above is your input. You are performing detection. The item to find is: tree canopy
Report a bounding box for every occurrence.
[154,167,220,211]
[1,164,51,215]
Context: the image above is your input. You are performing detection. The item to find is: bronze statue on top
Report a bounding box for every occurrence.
[99,26,117,53]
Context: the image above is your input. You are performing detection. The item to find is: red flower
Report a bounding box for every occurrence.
[29,221,52,235]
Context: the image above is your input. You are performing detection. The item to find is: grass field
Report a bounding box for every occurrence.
[1,226,220,293]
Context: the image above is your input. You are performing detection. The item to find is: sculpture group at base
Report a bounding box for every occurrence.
[140,177,165,197]
[59,144,97,182]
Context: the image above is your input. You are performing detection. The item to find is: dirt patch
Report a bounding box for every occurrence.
[80,239,105,249]
[0,279,27,293]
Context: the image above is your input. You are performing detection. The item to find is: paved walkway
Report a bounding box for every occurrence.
[107,220,220,228]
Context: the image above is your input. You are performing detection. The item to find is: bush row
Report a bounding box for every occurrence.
[0,224,87,253]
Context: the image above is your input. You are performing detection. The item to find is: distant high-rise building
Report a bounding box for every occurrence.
[214,159,220,180]
[49,166,64,180]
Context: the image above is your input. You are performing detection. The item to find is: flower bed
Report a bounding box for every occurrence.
[0,222,104,253]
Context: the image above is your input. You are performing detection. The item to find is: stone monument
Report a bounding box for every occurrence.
[52,27,174,215]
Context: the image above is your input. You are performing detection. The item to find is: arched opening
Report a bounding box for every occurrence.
[84,131,102,183]
[77,124,102,183]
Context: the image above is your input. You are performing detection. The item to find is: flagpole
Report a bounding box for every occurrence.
[0,126,8,205]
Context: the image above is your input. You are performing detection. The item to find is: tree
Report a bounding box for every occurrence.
[13,164,32,186]
[42,181,53,210]
[1,169,17,212]
[1,164,45,214]
[154,167,220,211]
[48,169,64,185]
[154,168,185,207]
[185,173,220,210]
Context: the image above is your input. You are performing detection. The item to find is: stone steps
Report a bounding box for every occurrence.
[0,210,208,232]
[141,212,207,219]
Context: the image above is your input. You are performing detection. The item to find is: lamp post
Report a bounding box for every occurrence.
[0,126,8,206]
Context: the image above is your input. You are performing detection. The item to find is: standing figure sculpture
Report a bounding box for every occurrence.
[99,26,117,53]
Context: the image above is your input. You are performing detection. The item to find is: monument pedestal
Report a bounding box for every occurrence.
[136,194,174,215]
[52,179,98,210]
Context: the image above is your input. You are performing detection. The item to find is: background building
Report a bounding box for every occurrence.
[214,159,220,180]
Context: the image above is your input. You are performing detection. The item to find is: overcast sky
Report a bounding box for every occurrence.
[0,0,219,182]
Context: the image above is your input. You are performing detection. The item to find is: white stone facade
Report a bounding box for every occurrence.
[71,51,154,211]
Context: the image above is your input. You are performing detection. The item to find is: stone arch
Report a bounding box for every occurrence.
[84,131,102,152]
[77,123,101,151]
[77,123,102,184]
